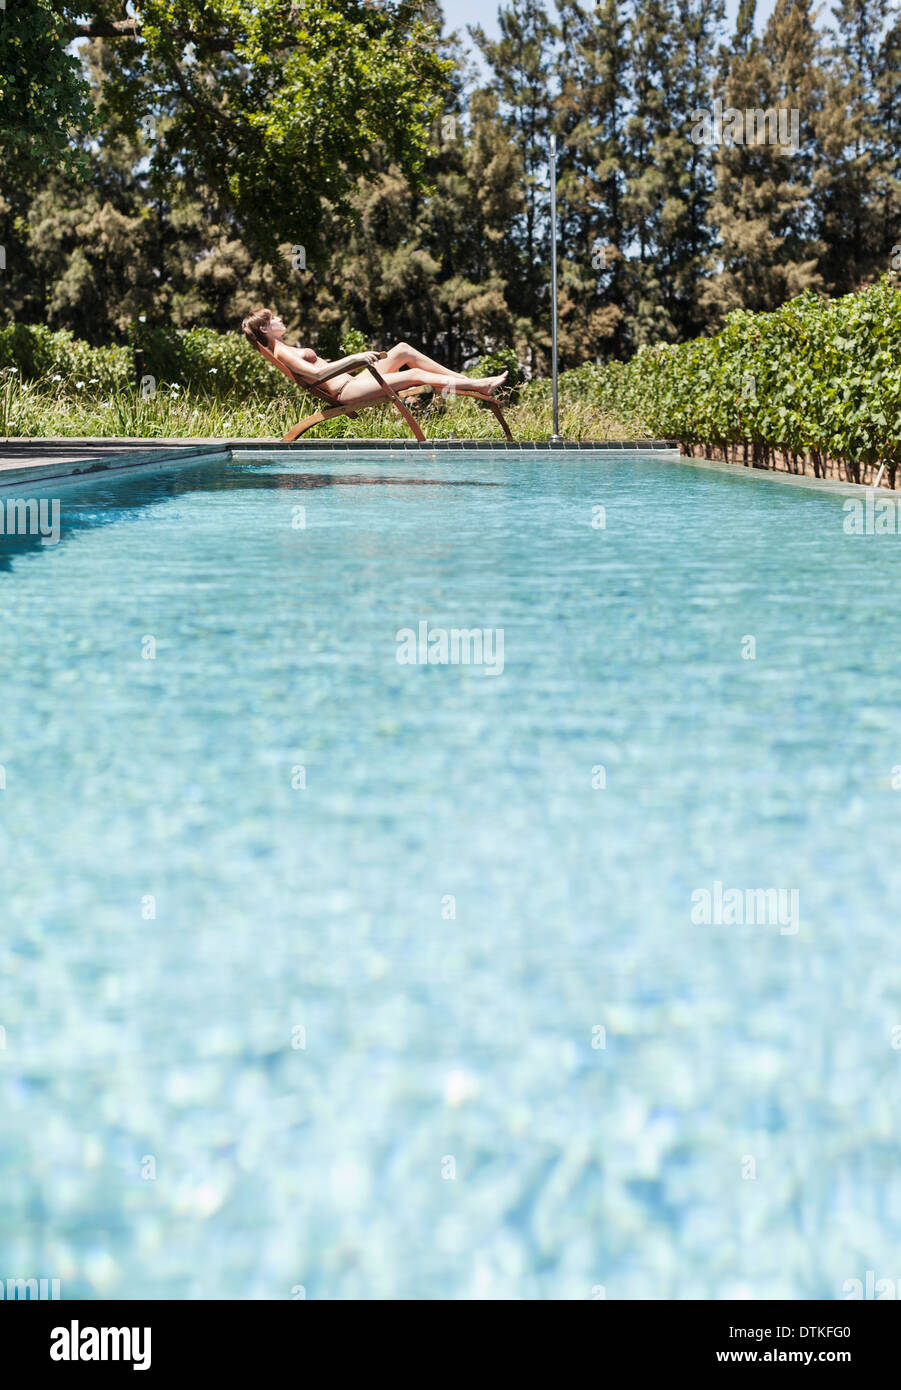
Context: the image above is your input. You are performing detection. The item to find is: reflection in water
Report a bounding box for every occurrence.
[0,461,497,572]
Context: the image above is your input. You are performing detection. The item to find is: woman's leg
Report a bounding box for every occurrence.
[338,367,504,407]
[381,340,478,385]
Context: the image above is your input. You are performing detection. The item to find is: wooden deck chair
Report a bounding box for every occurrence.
[247,338,514,443]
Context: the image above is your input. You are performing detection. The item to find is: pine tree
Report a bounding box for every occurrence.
[700,0,824,322]
[470,0,558,332]
[814,0,901,291]
[554,0,630,361]
[620,0,684,345]
[876,9,901,270]
[662,0,726,338]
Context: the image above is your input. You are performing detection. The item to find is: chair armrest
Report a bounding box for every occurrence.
[313,352,387,386]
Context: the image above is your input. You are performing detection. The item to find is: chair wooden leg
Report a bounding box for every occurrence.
[389,395,426,442]
[484,398,515,441]
[469,392,515,441]
[283,412,326,442]
[280,380,510,445]
[365,365,427,442]
[282,405,353,443]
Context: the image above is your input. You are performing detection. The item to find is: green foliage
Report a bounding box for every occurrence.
[0,324,633,440]
[0,370,632,442]
[474,346,521,399]
[8,276,901,467]
[0,0,95,176]
[340,328,371,355]
[131,323,288,395]
[3,1,901,387]
[103,0,452,257]
[0,319,290,397]
[591,276,901,467]
[0,323,131,391]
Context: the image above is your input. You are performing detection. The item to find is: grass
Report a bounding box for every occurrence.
[0,371,647,441]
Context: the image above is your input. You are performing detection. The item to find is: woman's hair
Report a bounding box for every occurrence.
[242,308,274,349]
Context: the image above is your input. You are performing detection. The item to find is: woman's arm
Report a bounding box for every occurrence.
[319,352,380,374]
[272,340,322,384]
[313,353,382,385]
[273,343,380,385]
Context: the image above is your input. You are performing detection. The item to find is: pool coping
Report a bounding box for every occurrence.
[0,443,229,490]
[662,450,886,498]
[0,438,680,489]
[0,438,885,500]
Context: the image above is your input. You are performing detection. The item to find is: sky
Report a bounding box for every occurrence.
[442,0,780,49]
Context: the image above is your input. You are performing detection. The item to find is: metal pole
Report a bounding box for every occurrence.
[549,133,561,443]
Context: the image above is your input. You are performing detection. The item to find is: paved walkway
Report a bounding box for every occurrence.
[0,440,228,487]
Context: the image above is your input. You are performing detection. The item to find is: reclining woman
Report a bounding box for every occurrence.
[241,309,507,406]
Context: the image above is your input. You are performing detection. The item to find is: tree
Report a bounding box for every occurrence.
[554,0,630,361]
[0,0,95,176]
[8,2,451,261]
[620,0,681,346]
[470,0,558,330]
[700,0,824,322]
[6,0,901,362]
[814,0,901,294]
[876,9,901,268]
[307,87,524,366]
[659,0,725,338]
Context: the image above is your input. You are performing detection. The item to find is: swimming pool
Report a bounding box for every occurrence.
[2,447,900,1299]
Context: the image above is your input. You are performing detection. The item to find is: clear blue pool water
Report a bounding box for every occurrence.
[2,447,901,1300]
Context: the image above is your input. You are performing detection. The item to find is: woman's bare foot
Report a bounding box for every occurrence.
[468,370,508,396]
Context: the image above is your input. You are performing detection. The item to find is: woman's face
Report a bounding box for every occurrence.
[268,315,287,340]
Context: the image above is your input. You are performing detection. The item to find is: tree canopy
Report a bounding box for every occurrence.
[0,0,95,173]
[1,1,900,369]
[2,1,451,253]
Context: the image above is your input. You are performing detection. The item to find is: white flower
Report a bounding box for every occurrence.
[75,381,85,389]
[89,377,99,384]
[51,374,62,382]
[138,315,147,323]
[208,367,218,374]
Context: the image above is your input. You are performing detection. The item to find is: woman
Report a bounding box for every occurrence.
[241,309,507,406]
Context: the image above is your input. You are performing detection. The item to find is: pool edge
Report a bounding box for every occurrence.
[0,439,884,499]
